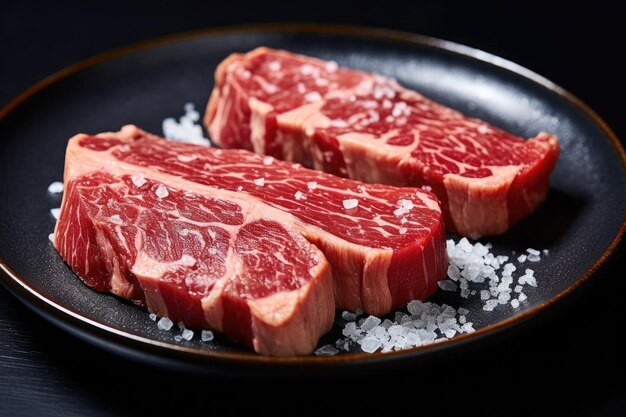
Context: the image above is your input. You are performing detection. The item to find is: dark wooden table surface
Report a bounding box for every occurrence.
[2,2,625,416]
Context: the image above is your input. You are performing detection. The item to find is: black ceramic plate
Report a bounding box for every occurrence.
[1,24,624,374]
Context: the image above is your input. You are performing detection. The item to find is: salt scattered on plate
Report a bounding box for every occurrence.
[157,317,174,331]
[201,330,214,342]
[47,181,64,194]
[162,103,211,146]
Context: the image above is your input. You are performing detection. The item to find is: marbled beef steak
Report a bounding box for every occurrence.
[205,48,560,236]
[53,125,446,354]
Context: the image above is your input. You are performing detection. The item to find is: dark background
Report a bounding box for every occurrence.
[1,1,625,416]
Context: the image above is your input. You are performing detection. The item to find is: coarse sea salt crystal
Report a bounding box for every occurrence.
[341,311,357,321]
[157,317,174,331]
[131,173,147,187]
[361,316,381,332]
[447,264,461,281]
[182,329,194,341]
[307,181,318,191]
[360,337,382,353]
[201,330,214,342]
[399,227,407,235]
[511,299,520,308]
[438,280,458,292]
[237,186,243,192]
[253,177,265,187]
[149,313,157,321]
[525,275,538,287]
[519,293,528,302]
[50,208,61,220]
[155,184,169,198]
[48,181,64,194]
[526,248,540,256]
[315,344,339,356]
[517,254,527,263]
[162,103,211,146]
[483,299,499,312]
[294,191,306,200]
[343,199,358,210]
[263,156,274,165]
[174,335,183,342]
[48,233,55,243]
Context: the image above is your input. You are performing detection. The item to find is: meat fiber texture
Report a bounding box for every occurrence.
[205,47,560,236]
[53,125,447,355]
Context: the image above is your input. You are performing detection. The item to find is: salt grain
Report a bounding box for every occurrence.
[315,344,339,356]
[48,233,55,243]
[47,181,64,194]
[157,317,174,331]
[360,337,382,353]
[182,329,194,340]
[174,335,183,342]
[201,330,214,342]
[263,156,274,165]
[155,184,169,198]
[50,208,61,220]
[343,199,358,210]
[131,173,146,187]
[361,316,382,332]
[162,103,210,146]
[342,311,357,321]
[511,299,520,308]
[294,191,306,200]
[253,177,265,187]
[438,280,458,292]
[149,313,157,321]
[483,299,499,312]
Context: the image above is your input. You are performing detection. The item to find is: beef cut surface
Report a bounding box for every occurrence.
[54,125,446,355]
[205,47,560,236]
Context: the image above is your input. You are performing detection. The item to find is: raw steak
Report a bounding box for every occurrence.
[53,125,446,355]
[205,47,560,236]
